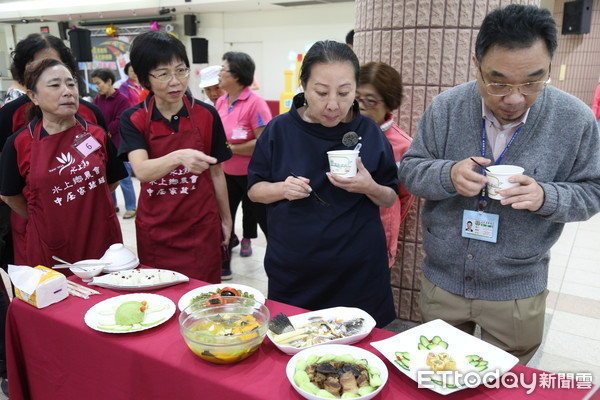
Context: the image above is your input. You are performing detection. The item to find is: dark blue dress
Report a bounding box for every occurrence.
[248,94,398,327]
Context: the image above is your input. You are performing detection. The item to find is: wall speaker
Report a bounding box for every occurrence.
[57,21,69,40]
[68,28,93,62]
[184,14,197,36]
[562,0,592,35]
[191,38,208,64]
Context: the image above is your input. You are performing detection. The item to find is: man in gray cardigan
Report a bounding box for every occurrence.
[398,4,600,364]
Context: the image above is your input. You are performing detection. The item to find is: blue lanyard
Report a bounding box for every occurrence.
[478,119,522,208]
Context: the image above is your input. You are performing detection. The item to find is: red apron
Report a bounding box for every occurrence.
[135,96,222,282]
[24,118,122,268]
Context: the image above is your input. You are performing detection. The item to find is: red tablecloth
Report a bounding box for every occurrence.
[6,277,592,400]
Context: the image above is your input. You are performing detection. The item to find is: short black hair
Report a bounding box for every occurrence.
[345,29,354,46]
[124,62,132,76]
[10,33,79,85]
[222,52,255,88]
[300,40,359,89]
[129,31,190,90]
[475,4,557,63]
[91,68,116,85]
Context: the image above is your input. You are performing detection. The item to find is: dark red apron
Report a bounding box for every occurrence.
[25,118,122,268]
[135,96,222,282]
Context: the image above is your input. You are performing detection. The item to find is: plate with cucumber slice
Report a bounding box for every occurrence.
[286,344,388,400]
[370,319,518,396]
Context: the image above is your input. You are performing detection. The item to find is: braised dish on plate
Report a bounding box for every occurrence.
[286,344,388,400]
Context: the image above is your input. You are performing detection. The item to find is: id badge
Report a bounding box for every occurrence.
[72,133,101,158]
[462,210,499,243]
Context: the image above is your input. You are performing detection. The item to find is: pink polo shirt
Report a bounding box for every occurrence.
[215,86,272,176]
[482,101,529,160]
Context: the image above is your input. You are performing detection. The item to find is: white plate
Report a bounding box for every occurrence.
[286,344,388,400]
[268,306,376,355]
[88,269,189,291]
[84,293,176,334]
[370,319,519,395]
[102,257,139,273]
[177,283,266,311]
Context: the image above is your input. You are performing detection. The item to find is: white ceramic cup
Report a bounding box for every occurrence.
[486,165,525,200]
[327,150,359,178]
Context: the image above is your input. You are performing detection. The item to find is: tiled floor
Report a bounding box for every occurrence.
[116,178,600,381]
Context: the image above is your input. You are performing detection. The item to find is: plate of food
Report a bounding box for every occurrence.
[177,283,266,311]
[84,293,176,334]
[370,319,519,395]
[88,268,189,291]
[267,307,376,355]
[286,343,388,400]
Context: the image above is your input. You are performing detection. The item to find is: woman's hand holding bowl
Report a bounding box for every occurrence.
[327,157,375,194]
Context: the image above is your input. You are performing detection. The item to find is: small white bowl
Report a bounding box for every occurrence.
[100,243,139,273]
[69,260,105,282]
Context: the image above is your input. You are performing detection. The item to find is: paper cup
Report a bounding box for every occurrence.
[486,165,524,200]
[327,150,359,178]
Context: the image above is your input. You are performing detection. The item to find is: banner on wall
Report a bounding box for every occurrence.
[78,36,134,96]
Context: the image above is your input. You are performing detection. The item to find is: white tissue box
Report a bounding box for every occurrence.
[12,266,68,309]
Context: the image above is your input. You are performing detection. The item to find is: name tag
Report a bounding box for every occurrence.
[73,133,101,158]
[462,210,499,243]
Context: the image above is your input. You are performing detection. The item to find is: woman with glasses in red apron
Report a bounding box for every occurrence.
[0,59,126,269]
[119,32,232,283]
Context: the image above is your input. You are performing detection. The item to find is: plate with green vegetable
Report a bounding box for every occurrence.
[286,344,388,400]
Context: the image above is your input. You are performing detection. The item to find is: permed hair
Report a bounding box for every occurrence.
[91,68,116,85]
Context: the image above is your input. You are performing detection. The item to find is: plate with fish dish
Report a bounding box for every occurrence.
[267,306,376,355]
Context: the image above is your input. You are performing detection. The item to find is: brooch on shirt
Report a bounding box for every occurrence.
[342,131,361,148]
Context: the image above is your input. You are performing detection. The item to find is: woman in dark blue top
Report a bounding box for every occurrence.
[248,41,398,327]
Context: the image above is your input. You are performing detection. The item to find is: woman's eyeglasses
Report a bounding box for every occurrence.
[148,68,191,82]
[356,95,383,108]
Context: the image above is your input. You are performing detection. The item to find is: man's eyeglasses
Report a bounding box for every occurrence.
[479,66,551,96]
[356,95,384,108]
[148,67,191,82]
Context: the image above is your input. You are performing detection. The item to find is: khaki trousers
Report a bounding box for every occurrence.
[419,274,548,365]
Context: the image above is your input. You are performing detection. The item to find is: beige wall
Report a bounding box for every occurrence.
[551,0,600,107]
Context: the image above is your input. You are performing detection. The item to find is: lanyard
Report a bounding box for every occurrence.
[478,119,522,209]
[481,119,522,165]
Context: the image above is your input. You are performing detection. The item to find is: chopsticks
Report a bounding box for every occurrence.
[290,172,330,207]
[470,157,491,173]
[67,281,101,299]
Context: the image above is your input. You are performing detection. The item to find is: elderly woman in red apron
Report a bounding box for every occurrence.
[0,59,126,268]
[119,31,232,283]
